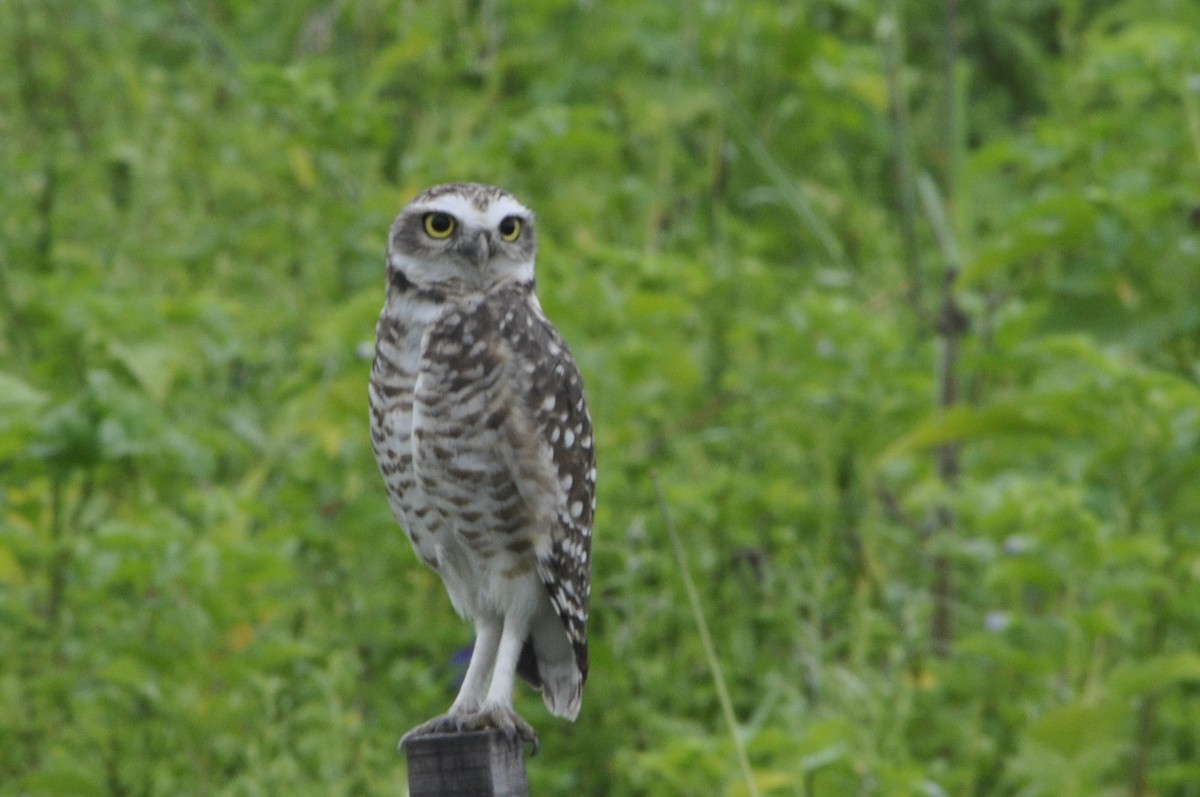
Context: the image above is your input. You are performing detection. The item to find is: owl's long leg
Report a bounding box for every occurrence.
[448,619,500,714]
[482,612,528,711]
[398,619,501,750]
[464,606,539,751]
[398,612,539,752]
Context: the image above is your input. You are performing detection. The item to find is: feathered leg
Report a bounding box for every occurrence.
[466,607,538,751]
[450,620,500,713]
[398,617,501,750]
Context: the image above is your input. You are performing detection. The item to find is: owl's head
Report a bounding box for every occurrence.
[386,182,537,291]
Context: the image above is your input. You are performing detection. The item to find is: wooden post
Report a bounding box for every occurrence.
[404,731,529,797]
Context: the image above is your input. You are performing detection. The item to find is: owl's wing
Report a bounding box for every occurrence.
[491,285,596,681]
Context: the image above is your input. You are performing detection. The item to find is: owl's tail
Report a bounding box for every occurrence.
[518,600,584,720]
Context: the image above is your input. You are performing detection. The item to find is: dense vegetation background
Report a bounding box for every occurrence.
[2,0,1200,794]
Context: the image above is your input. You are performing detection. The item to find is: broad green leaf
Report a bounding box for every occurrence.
[100,656,163,706]
[0,372,48,415]
[0,545,26,586]
[878,398,1088,460]
[1026,701,1125,760]
[18,768,100,796]
[1111,652,1200,696]
[107,341,183,404]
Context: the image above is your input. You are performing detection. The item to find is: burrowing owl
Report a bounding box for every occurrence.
[369,183,595,750]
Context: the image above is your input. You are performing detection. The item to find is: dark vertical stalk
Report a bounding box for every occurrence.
[45,475,69,630]
[928,0,968,659]
[881,0,926,322]
[931,269,967,657]
[34,158,57,275]
[1127,515,1174,796]
[913,0,968,658]
[1128,693,1156,797]
[943,0,961,206]
[1128,603,1167,797]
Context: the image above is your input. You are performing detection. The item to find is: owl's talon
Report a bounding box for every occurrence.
[463,705,540,755]
[398,707,539,755]
[398,713,470,751]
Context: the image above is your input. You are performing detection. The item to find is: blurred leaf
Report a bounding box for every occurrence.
[1111,652,1200,696]
[1026,701,1125,760]
[108,341,184,404]
[100,656,162,707]
[0,545,26,586]
[0,372,48,415]
[879,396,1088,460]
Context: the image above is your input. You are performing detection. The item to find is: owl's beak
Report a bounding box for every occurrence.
[466,232,491,268]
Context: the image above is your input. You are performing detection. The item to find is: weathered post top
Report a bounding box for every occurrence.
[404,730,529,797]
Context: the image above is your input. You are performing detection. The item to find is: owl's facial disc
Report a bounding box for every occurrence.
[388,185,537,290]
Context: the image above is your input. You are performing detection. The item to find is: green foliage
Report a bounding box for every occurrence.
[2,0,1199,794]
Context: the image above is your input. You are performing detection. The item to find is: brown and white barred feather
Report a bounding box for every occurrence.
[416,284,595,682]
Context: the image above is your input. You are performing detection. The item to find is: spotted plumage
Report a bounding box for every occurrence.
[369,183,595,750]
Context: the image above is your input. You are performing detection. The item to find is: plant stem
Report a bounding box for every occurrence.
[734,118,847,268]
[1129,693,1156,797]
[942,0,961,212]
[653,472,760,797]
[880,0,925,321]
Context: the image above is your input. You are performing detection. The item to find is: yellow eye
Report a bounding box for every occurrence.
[423,212,456,239]
[498,216,522,242]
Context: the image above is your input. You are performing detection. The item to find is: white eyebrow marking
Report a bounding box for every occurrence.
[410,195,533,233]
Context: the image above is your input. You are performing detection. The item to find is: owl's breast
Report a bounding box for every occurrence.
[409,361,530,536]
[370,307,442,569]
[406,390,540,619]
